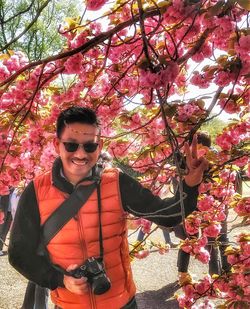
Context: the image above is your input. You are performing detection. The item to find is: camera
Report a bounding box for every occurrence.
[69,257,111,295]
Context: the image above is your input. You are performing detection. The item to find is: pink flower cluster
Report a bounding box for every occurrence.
[64,53,84,74]
[140,61,179,89]
[219,98,241,114]
[177,103,201,122]
[190,72,212,88]
[235,35,250,62]
[85,0,107,11]
[135,218,152,234]
[70,31,88,49]
[184,213,201,235]
[234,197,250,216]
[216,121,249,151]
[214,71,236,87]
[192,43,213,63]
[178,233,250,308]
[197,195,215,211]
[180,236,210,264]
[0,52,28,82]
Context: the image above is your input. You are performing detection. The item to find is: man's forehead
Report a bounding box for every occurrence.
[63,121,100,136]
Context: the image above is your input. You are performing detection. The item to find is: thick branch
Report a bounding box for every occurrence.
[0,4,168,87]
[177,28,215,65]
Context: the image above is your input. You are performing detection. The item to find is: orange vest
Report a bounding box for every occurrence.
[33,168,136,309]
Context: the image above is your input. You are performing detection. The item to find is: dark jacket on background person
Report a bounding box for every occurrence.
[8,158,198,307]
[0,194,11,217]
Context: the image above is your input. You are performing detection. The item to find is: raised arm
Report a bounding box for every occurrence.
[184,134,209,187]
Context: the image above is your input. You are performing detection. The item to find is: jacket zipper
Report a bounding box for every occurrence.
[77,213,97,309]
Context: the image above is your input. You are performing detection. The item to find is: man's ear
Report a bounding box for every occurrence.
[53,137,60,154]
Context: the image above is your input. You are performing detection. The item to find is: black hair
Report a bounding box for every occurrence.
[189,132,211,148]
[56,106,100,138]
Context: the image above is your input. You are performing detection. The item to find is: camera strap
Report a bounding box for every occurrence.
[38,183,96,253]
[97,182,104,259]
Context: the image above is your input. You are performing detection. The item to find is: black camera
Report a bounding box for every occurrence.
[70,257,111,295]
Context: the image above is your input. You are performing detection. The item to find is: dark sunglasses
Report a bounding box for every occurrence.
[61,141,99,153]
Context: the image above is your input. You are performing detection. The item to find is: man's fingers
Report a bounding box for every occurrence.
[191,134,198,159]
[184,142,191,162]
[66,264,78,272]
[196,157,209,172]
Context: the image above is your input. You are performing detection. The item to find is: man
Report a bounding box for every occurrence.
[9,106,208,309]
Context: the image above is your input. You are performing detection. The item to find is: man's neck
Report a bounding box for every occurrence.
[60,168,93,186]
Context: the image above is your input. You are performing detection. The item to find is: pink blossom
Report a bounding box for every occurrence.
[190,72,211,88]
[181,243,193,254]
[234,198,250,216]
[197,236,208,247]
[199,182,213,194]
[177,294,194,308]
[194,275,212,295]
[177,103,200,122]
[183,284,195,298]
[235,35,250,61]
[0,63,10,81]
[192,43,212,62]
[64,53,84,74]
[219,169,236,182]
[203,223,221,238]
[219,98,241,114]
[216,133,233,151]
[198,195,214,211]
[213,278,230,293]
[86,0,107,11]
[70,32,88,48]
[196,248,210,264]
[214,71,236,87]
[216,211,226,221]
[134,249,150,259]
[140,61,179,88]
[194,299,215,309]
[227,254,240,265]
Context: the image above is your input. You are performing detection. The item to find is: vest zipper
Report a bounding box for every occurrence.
[77,214,97,309]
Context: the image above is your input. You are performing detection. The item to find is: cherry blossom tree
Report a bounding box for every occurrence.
[0,0,249,307]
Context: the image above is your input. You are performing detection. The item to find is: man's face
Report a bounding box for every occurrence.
[54,122,102,184]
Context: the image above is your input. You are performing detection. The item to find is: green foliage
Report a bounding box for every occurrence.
[201,116,228,145]
[0,0,81,60]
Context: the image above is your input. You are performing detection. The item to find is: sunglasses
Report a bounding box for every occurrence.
[60,140,99,153]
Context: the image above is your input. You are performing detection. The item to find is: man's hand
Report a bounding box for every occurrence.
[184,135,209,187]
[63,264,88,295]
[0,211,4,224]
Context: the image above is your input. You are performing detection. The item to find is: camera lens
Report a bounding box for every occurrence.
[92,275,111,295]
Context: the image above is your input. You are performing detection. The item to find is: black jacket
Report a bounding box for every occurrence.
[8,159,198,290]
[0,194,10,217]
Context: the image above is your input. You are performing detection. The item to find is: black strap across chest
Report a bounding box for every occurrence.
[41,183,96,246]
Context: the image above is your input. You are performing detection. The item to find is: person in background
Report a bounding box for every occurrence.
[136,224,177,248]
[9,106,208,309]
[175,132,230,285]
[0,188,20,256]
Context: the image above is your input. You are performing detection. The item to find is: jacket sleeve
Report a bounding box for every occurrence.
[8,181,64,290]
[119,172,199,227]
